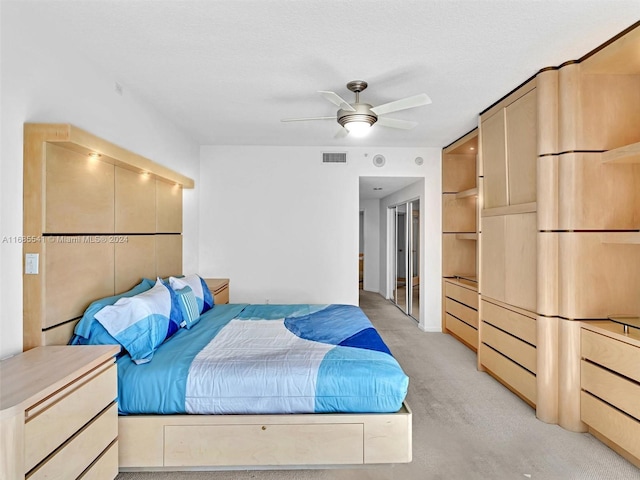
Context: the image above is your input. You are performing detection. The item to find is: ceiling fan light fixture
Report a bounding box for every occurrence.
[344,120,372,137]
[282,80,431,138]
[338,102,377,138]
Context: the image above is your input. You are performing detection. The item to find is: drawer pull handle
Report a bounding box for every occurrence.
[261,426,266,431]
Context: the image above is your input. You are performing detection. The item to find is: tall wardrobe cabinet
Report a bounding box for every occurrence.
[479,80,540,409]
[441,22,640,462]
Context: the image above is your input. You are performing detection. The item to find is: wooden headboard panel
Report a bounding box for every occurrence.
[23,124,194,350]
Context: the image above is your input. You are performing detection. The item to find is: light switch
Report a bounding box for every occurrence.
[25,253,39,274]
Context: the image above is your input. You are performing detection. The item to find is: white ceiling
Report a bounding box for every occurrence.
[7,1,640,147]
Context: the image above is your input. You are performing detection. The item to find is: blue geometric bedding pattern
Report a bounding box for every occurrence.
[117,304,409,415]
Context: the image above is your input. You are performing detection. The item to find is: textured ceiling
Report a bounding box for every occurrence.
[7,1,640,147]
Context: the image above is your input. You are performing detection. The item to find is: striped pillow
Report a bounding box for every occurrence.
[175,286,201,329]
[169,274,213,314]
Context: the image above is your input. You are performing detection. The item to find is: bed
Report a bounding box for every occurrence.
[69,276,412,469]
[22,124,412,471]
[114,303,408,416]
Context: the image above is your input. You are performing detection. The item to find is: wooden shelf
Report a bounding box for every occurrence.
[456,233,478,241]
[601,141,640,165]
[455,187,478,199]
[600,232,640,245]
[482,202,537,217]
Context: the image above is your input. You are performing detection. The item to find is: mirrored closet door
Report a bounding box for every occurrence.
[390,200,420,321]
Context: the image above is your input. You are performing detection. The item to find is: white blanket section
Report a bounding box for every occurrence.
[186,319,334,414]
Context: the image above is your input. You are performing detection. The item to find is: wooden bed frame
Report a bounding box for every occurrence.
[22,124,413,471]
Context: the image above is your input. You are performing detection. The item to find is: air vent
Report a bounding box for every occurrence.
[322,152,347,164]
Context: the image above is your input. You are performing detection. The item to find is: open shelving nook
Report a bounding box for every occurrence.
[441,129,480,351]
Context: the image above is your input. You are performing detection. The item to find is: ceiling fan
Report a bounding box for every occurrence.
[281,80,431,138]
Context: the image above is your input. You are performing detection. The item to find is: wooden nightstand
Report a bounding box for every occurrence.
[0,345,120,479]
[205,278,230,305]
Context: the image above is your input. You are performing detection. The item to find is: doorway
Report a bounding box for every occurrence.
[390,199,420,321]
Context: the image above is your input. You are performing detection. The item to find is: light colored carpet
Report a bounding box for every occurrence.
[117,291,640,480]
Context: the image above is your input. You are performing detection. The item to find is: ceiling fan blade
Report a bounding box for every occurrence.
[370,93,432,115]
[281,116,336,122]
[334,127,349,138]
[376,117,418,130]
[318,91,356,112]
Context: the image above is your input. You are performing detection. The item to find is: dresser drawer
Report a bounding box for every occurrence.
[482,322,536,373]
[581,329,640,383]
[581,391,640,460]
[480,343,536,405]
[27,402,117,480]
[78,440,118,480]
[445,297,478,328]
[24,363,117,472]
[445,313,478,349]
[445,282,478,309]
[206,278,230,305]
[214,284,229,305]
[164,422,364,466]
[581,360,640,420]
[481,300,536,346]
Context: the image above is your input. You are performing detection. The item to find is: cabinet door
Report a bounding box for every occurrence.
[506,90,537,205]
[480,215,507,302]
[480,213,537,311]
[504,212,537,311]
[481,110,508,208]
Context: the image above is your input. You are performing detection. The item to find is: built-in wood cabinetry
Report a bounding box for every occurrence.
[443,278,479,350]
[580,322,640,468]
[0,346,119,479]
[442,22,639,462]
[479,298,537,406]
[442,130,479,351]
[478,78,539,407]
[481,83,537,210]
[535,24,640,437]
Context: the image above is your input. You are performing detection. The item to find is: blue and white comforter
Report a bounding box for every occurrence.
[117,304,409,415]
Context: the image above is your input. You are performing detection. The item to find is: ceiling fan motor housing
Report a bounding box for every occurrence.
[337,103,378,127]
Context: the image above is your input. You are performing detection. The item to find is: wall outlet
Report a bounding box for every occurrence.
[25,253,39,274]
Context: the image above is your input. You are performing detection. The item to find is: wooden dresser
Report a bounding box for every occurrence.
[580,321,640,467]
[0,345,119,479]
[443,277,479,350]
[205,278,230,305]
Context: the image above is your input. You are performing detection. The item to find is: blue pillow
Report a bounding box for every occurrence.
[175,286,201,329]
[70,278,155,346]
[169,274,214,313]
[94,278,179,364]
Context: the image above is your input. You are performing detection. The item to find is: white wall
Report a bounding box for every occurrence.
[0,5,200,358]
[199,146,441,329]
[359,198,380,294]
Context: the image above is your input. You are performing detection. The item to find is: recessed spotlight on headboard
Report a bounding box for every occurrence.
[414,156,424,165]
